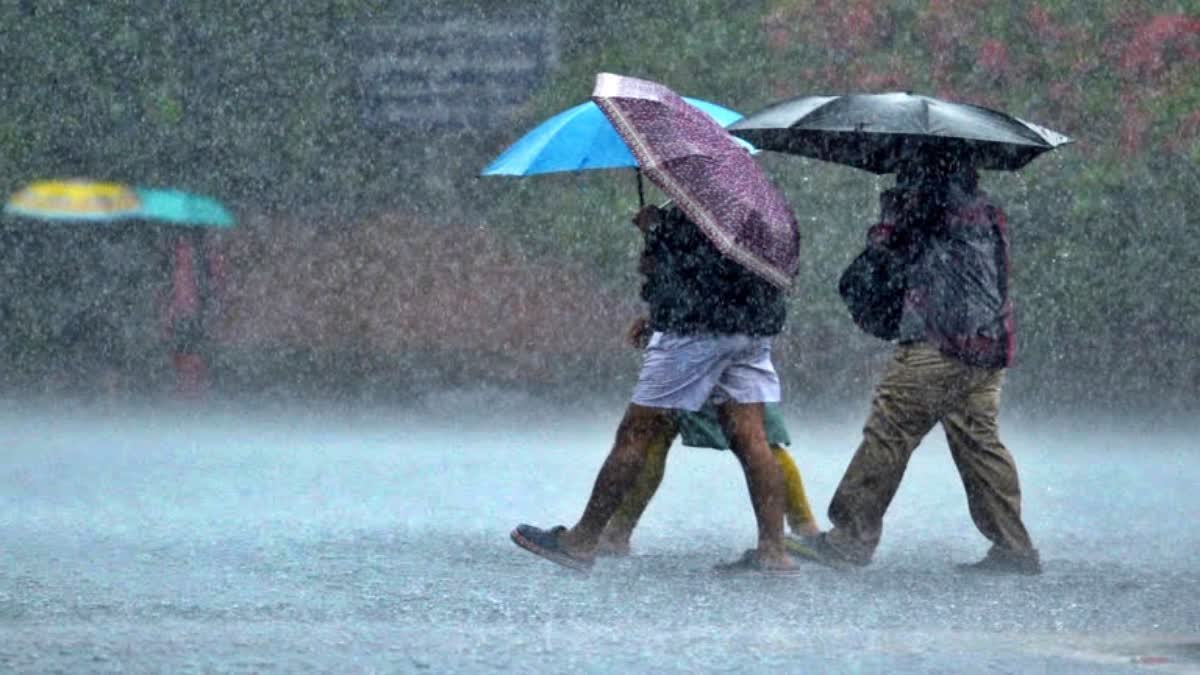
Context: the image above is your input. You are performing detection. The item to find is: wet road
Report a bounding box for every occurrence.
[0,401,1197,673]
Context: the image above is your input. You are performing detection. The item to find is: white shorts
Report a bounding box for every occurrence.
[631,332,781,412]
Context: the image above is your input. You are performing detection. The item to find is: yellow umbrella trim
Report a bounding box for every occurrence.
[8,180,142,216]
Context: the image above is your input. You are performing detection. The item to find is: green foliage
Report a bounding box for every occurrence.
[0,0,1197,406]
[508,0,1199,407]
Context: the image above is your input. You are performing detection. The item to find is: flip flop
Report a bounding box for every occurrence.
[713,548,805,577]
[510,524,593,572]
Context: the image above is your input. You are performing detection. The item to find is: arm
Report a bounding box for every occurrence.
[627,316,651,349]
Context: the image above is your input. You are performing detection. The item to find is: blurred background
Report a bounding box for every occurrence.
[0,0,1196,419]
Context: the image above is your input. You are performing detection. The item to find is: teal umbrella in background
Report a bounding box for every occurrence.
[5,180,235,228]
[1,181,235,396]
[134,188,236,228]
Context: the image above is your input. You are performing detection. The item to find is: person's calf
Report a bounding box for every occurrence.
[595,432,674,556]
[560,405,675,553]
[720,402,789,563]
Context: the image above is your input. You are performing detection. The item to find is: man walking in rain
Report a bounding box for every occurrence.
[593,211,821,557]
[793,152,1041,575]
[512,202,798,574]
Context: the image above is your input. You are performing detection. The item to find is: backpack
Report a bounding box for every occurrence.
[837,244,907,341]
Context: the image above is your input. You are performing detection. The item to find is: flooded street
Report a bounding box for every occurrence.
[3,2,1198,673]
[0,400,1196,672]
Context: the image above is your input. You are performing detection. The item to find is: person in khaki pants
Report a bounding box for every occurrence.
[793,154,1041,575]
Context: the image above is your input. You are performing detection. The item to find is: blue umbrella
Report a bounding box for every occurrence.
[482,97,754,205]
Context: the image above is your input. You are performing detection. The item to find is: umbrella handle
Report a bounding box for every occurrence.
[636,168,645,208]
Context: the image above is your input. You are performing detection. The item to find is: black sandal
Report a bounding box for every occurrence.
[510,524,594,572]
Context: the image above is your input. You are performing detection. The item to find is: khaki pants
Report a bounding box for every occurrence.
[826,342,1036,564]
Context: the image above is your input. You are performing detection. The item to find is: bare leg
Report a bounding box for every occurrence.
[719,402,791,569]
[597,426,677,555]
[558,404,676,557]
[773,445,821,537]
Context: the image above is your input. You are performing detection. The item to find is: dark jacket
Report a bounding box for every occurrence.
[838,188,908,341]
[640,206,786,336]
[889,184,1014,369]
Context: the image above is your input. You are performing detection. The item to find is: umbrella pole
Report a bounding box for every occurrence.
[636,168,645,207]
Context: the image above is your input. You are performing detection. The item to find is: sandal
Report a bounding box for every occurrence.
[510,524,593,572]
[714,548,804,576]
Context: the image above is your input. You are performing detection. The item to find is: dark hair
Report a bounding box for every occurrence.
[894,152,979,234]
[949,163,979,193]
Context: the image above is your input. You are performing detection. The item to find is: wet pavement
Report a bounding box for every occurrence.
[0,401,1196,673]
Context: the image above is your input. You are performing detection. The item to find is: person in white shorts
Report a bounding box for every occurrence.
[511,202,797,574]
[593,314,821,558]
[632,332,779,410]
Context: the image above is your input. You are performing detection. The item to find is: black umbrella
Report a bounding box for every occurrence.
[728,92,1071,173]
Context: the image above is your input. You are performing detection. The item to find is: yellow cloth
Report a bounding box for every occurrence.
[603,431,672,537]
[772,444,816,532]
[604,436,817,541]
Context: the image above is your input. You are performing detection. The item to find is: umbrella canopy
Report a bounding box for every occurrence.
[592,73,800,289]
[4,179,142,222]
[481,97,753,176]
[5,180,235,228]
[729,92,1072,173]
[135,188,235,228]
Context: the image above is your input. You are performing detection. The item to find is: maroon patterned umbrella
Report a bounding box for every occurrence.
[592,73,800,289]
